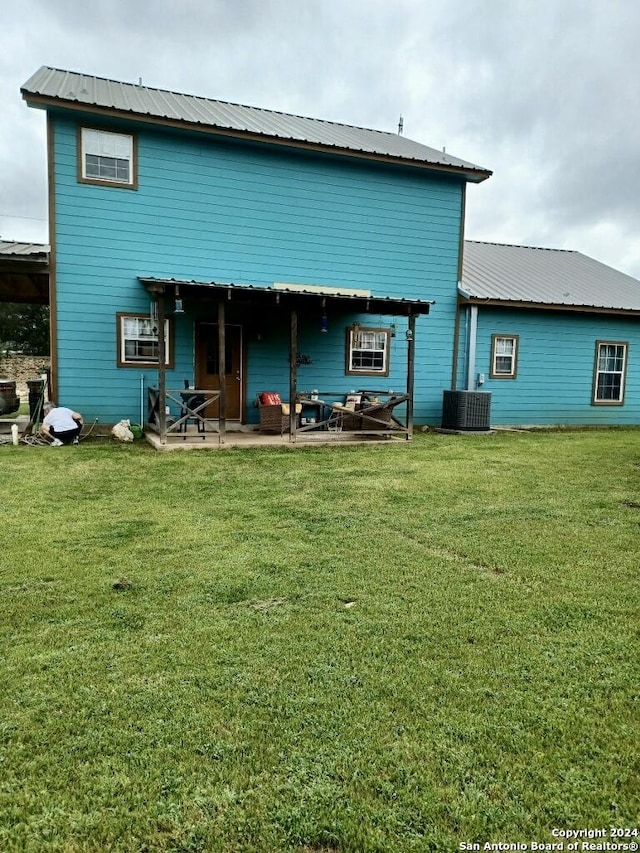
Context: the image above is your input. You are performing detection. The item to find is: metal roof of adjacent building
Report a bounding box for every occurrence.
[461,241,640,313]
[21,66,491,182]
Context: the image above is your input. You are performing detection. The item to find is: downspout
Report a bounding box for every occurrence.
[466,304,478,391]
[451,184,467,391]
[457,284,478,392]
[451,295,462,390]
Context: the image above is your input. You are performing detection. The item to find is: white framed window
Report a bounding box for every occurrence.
[490,334,518,378]
[593,341,627,405]
[117,314,173,367]
[80,128,135,186]
[346,327,390,376]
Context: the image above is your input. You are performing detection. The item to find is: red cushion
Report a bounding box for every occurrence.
[259,392,282,406]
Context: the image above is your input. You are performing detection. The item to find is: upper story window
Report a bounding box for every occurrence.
[490,334,518,378]
[117,313,173,368]
[79,128,136,188]
[593,341,627,405]
[346,327,390,376]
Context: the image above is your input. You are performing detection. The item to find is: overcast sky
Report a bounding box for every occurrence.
[1,0,639,277]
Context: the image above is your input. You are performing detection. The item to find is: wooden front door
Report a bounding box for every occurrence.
[196,323,242,419]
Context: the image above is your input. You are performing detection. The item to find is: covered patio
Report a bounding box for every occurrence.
[140,276,433,448]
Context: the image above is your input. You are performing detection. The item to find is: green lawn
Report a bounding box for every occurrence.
[1,431,638,852]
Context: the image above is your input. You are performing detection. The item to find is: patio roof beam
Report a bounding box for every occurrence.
[289,307,298,441]
[156,291,167,443]
[218,299,226,443]
[406,312,417,439]
[139,277,433,317]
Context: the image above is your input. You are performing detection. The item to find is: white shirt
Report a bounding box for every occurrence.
[43,407,79,432]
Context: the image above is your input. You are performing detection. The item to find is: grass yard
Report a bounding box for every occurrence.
[0,430,638,852]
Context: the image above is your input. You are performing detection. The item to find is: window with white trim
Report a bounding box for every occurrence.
[490,334,518,378]
[346,327,390,376]
[117,314,172,367]
[593,341,627,404]
[81,128,134,186]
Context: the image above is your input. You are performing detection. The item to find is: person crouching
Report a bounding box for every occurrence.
[41,402,83,446]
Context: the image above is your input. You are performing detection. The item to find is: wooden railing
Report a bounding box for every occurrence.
[148,387,221,442]
[295,389,410,438]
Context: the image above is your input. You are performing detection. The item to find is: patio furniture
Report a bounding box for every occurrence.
[258,393,302,434]
[178,391,207,436]
[341,400,394,430]
[295,391,407,435]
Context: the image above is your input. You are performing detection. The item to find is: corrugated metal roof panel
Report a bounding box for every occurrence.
[461,241,640,312]
[0,240,49,258]
[139,276,433,313]
[22,66,491,180]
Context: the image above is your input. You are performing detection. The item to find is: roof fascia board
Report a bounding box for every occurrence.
[22,92,492,183]
[459,295,640,317]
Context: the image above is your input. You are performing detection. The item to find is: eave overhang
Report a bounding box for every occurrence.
[457,292,640,317]
[23,91,492,184]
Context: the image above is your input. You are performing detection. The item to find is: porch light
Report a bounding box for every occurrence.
[405,328,413,341]
[174,284,184,314]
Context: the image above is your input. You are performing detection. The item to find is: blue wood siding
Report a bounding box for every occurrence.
[243,312,439,424]
[51,112,463,423]
[458,306,640,425]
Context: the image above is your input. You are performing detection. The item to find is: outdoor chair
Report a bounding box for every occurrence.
[258,392,302,434]
[178,391,206,435]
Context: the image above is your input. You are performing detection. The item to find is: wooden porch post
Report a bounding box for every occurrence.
[289,306,298,441]
[405,313,417,440]
[218,300,226,443]
[157,291,167,444]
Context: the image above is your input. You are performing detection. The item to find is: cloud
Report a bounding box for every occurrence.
[1,0,638,275]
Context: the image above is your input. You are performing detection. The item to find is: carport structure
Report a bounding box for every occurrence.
[0,241,49,305]
[0,241,50,417]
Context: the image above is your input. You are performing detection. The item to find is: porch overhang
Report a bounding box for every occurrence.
[138,276,433,316]
[139,275,428,447]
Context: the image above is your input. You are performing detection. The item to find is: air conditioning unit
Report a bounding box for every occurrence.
[441,390,491,431]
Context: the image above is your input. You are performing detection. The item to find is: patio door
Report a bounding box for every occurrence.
[196,323,242,419]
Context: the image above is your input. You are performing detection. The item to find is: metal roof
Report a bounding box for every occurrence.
[139,276,433,315]
[22,66,491,182]
[461,241,640,313]
[0,240,49,258]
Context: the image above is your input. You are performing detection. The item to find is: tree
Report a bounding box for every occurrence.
[0,303,50,355]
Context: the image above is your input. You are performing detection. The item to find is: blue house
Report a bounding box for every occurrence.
[21,66,491,443]
[457,241,640,426]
